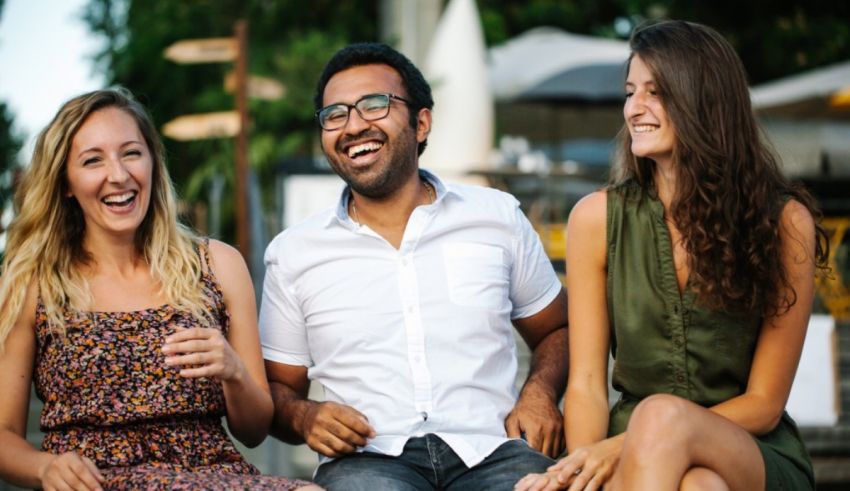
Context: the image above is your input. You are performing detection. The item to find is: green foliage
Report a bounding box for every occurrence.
[0,102,21,177]
[670,1,850,83]
[478,0,850,84]
[479,0,623,45]
[83,0,378,239]
[81,0,850,242]
[1,101,24,259]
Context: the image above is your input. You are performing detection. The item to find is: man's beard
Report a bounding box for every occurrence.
[328,125,420,199]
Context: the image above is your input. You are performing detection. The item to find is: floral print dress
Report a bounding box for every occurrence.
[33,247,309,490]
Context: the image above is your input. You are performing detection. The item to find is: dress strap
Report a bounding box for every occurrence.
[198,237,216,281]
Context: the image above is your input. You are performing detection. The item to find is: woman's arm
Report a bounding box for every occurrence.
[550,190,626,489]
[204,239,274,446]
[563,190,612,451]
[163,239,273,447]
[710,199,817,434]
[0,283,104,490]
[516,190,620,491]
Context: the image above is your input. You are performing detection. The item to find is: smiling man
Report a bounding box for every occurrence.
[259,43,568,491]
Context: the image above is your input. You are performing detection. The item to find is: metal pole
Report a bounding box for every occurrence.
[234,20,250,264]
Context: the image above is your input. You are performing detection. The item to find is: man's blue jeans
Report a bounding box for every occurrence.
[314,434,554,490]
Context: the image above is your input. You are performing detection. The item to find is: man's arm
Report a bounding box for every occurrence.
[266,360,376,458]
[507,288,569,458]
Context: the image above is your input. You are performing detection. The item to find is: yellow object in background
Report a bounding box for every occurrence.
[815,217,850,321]
[829,85,850,109]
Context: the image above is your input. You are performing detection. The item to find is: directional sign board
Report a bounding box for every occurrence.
[162,111,240,141]
[164,38,237,64]
[224,71,286,100]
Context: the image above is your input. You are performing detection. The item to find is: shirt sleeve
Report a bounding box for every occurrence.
[259,248,313,367]
[509,205,562,320]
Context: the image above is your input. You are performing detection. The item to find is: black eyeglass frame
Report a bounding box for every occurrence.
[316,93,412,131]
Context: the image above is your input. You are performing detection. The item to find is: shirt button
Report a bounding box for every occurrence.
[407,306,415,314]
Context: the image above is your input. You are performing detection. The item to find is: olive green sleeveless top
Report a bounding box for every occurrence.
[606,180,813,487]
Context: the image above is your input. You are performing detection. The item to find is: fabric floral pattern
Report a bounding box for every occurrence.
[33,247,308,490]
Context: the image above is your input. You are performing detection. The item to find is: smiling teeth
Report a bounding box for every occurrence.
[633,125,657,133]
[103,191,136,204]
[348,141,383,158]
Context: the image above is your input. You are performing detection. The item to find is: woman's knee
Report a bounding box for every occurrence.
[679,467,729,491]
[628,394,692,437]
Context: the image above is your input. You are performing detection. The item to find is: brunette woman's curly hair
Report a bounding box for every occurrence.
[611,20,828,317]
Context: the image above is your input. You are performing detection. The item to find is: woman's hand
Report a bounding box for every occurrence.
[163,327,245,382]
[516,436,623,491]
[515,469,571,491]
[39,451,104,491]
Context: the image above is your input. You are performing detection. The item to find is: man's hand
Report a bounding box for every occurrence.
[511,290,568,458]
[506,383,564,458]
[299,401,376,458]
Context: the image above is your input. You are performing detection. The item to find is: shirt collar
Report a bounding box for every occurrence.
[325,168,458,229]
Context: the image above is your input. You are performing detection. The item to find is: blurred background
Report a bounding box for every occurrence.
[1,0,849,489]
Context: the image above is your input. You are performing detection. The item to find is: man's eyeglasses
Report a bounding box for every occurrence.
[316,93,411,131]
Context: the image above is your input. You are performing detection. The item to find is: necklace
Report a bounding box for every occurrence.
[350,180,435,225]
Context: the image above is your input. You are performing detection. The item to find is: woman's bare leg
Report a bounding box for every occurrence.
[679,467,729,491]
[610,394,765,491]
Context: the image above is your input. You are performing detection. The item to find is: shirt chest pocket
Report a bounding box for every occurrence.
[442,242,508,309]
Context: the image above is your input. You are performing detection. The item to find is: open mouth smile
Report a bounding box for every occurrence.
[347,141,384,158]
[101,190,138,208]
[632,124,659,133]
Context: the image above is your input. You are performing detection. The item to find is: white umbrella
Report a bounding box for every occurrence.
[519,62,627,104]
[751,60,850,120]
[488,27,629,102]
[420,0,494,172]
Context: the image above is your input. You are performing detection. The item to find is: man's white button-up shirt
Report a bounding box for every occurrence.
[260,170,562,467]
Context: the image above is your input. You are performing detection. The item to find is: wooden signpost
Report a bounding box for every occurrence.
[224,71,286,101]
[163,38,238,64]
[162,20,282,265]
[162,111,240,141]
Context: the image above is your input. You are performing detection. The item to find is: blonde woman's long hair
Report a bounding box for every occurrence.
[0,88,211,350]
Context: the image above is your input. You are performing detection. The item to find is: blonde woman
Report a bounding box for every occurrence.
[0,89,317,490]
